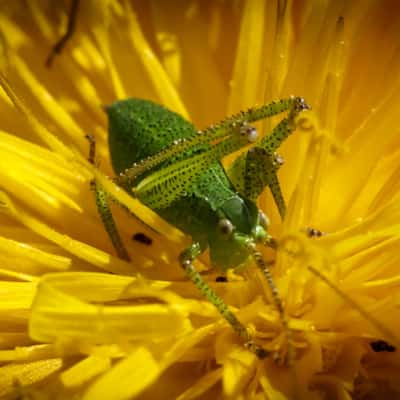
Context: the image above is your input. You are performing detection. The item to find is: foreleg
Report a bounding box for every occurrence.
[180,243,269,359]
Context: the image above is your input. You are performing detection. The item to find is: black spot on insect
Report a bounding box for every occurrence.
[370,340,396,353]
[215,276,228,282]
[132,232,152,246]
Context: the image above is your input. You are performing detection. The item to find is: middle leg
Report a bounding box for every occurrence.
[86,134,131,261]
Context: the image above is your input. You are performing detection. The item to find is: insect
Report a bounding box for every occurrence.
[46,0,80,67]
[132,232,153,246]
[87,96,309,359]
[370,340,396,353]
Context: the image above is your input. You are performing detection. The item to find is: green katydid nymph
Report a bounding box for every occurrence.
[88,96,309,359]
[46,0,400,385]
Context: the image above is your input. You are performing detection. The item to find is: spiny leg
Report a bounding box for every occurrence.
[86,134,130,261]
[247,243,294,365]
[122,99,308,211]
[91,181,131,261]
[261,152,286,218]
[228,99,309,218]
[46,0,80,67]
[228,145,286,218]
[181,243,269,359]
[254,100,309,217]
[132,124,259,210]
[86,133,96,165]
[257,98,308,154]
[117,97,309,190]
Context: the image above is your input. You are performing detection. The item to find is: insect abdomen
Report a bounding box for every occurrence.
[106,98,197,175]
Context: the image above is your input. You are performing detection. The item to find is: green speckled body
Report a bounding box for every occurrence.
[107,98,196,174]
[98,95,311,359]
[107,98,259,269]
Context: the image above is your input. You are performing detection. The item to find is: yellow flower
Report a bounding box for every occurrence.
[0,1,400,399]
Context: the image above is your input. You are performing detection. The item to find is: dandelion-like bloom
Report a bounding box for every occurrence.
[1,1,400,399]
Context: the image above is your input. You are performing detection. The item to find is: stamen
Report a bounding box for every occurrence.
[308,265,400,350]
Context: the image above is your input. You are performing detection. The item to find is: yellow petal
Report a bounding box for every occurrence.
[60,355,111,388]
[83,347,158,400]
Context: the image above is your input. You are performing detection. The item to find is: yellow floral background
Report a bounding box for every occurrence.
[0,1,400,399]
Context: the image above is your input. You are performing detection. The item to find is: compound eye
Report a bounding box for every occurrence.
[218,218,234,236]
[258,211,270,229]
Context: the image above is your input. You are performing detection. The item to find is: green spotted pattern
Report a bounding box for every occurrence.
[99,96,309,359]
[92,180,130,261]
[228,113,302,217]
[115,97,304,190]
[135,133,248,209]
